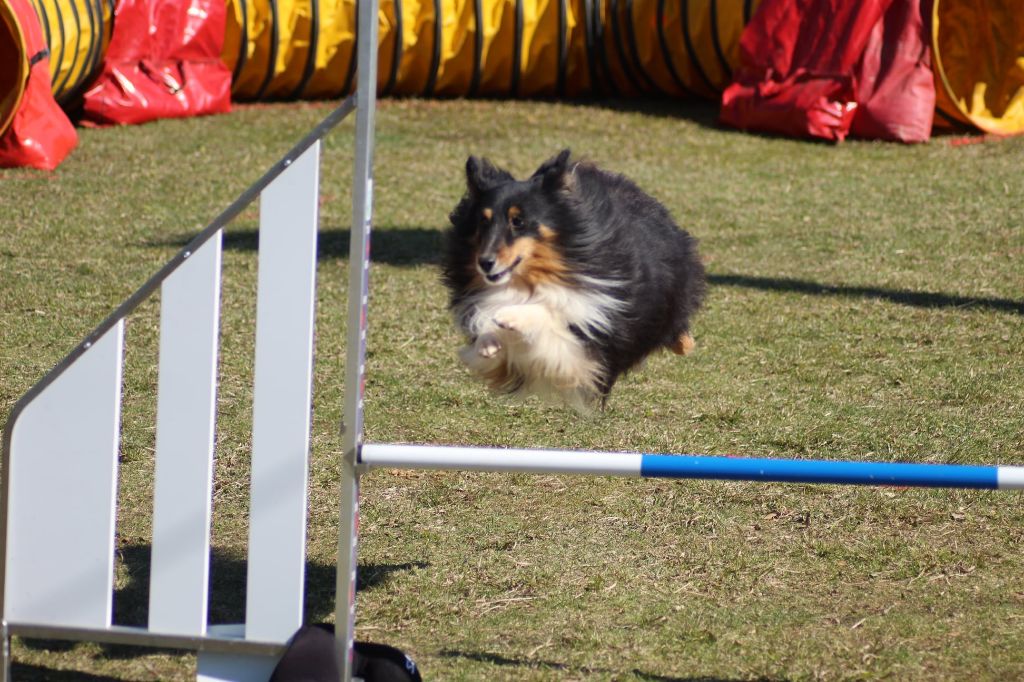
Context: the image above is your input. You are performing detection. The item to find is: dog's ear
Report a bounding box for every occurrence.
[532,149,574,193]
[466,156,512,196]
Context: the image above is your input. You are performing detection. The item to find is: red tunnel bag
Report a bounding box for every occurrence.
[720,0,935,142]
[0,0,78,170]
[80,0,232,126]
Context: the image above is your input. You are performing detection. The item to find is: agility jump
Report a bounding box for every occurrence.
[2,0,1023,679]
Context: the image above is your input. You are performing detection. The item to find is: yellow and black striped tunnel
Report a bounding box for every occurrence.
[222,0,761,99]
[1,0,1022,137]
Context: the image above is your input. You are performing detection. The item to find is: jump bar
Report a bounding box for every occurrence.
[360,444,1024,490]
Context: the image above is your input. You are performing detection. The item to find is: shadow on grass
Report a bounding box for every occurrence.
[569,97,722,129]
[433,94,724,129]
[9,663,123,681]
[157,231,1024,315]
[154,226,444,266]
[710,273,1024,315]
[18,543,426,665]
[439,649,787,681]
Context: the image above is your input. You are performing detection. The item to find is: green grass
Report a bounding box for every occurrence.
[2,97,1024,680]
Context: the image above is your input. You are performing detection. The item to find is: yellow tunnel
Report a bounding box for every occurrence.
[222,0,761,99]
[2,0,1024,138]
[27,0,113,103]
[931,0,1024,135]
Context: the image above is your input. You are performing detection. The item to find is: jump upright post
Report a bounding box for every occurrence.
[0,0,380,678]
[336,0,380,674]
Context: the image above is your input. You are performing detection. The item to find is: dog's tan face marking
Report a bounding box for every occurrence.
[670,332,696,355]
[482,207,493,221]
[518,225,568,287]
[507,206,521,221]
[496,237,535,276]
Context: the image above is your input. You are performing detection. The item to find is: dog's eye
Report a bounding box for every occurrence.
[510,215,525,230]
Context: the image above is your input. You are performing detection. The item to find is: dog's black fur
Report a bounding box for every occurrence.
[441,149,705,409]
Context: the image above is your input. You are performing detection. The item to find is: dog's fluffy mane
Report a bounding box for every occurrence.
[442,149,705,409]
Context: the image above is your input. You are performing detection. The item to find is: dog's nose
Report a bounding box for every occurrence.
[478,256,495,273]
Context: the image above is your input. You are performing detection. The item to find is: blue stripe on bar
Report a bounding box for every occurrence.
[639,455,999,489]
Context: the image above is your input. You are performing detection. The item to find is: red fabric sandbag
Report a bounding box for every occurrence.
[0,0,78,170]
[80,0,231,126]
[720,0,893,142]
[850,0,934,142]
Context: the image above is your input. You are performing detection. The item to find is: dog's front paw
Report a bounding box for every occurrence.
[477,333,502,358]
[493,307,530,335]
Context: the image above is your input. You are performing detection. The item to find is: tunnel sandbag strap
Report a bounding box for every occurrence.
[28,47,49,66]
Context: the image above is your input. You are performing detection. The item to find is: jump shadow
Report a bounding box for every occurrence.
[9,663,124,682]
[152,226,444,267]
[709,273,1024,316]
[557,96,722,129]
[18,543,426,665]
[440,649,787,681]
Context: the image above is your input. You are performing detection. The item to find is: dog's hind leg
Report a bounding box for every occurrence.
[670,332,696,355]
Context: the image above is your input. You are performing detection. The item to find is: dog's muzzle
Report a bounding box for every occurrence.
[481,256,522,283]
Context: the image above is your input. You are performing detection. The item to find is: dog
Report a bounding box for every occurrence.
[441,149,706,410]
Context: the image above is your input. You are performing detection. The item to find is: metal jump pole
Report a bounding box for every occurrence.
[336,0,379,676]
[361,444,1024,490]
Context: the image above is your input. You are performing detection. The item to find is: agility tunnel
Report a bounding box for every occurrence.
[222,0,760,99]
[931,0,1024,135]
[0,0,81,168]
[16,0,112,106]
[2,0,1024,168]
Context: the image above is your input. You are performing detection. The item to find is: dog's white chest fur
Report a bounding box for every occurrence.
[453,281,621,408]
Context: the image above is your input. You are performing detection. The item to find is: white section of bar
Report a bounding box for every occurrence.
[997,467,1024,489]
[196,626,278,681]
[149,233,222,636]
[4,322,124,628]
[245,142,320,644]
[361,444,644,476]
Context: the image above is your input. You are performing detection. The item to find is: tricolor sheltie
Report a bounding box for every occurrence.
[441,150,706,410]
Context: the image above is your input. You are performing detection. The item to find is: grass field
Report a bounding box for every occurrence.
[1,97,1023,680]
